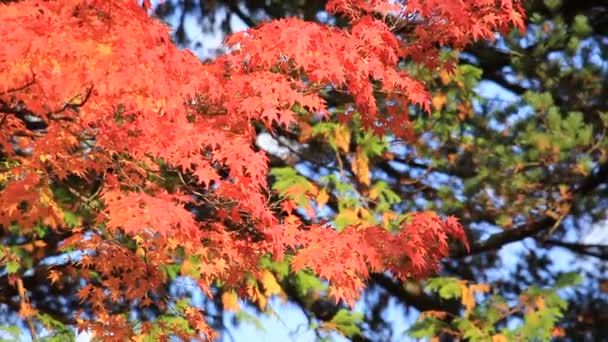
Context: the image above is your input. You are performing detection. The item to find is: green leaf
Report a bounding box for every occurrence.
[34,224,48,238]
[572,15,592,37]
[295,270,326,295]
[329,309,364,337]
[408,318,446,338]
[544,0,561,10]
[598,111,608,126]
[459,64,483,84]
[259,256,291,280]
[41,330,76,342]
[357,130,388,157]
[6,260,20,274]
[555,272,583,288]
[235,310,267,333]
[0,325,22,341]
[159,315,191,332]
[370,181,401,212]
[270,167,316,207]
[63,210,79,228]
[163,264,180,280]
[425,277,462,299]
[454,318,487,342]
[334,210,359,231]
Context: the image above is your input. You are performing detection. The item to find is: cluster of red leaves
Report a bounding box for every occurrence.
[292,213,467,306]
[0,0,523,339]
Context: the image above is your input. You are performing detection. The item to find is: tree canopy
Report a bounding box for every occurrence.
[0,0,606,341]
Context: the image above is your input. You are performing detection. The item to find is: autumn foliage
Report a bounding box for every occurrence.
[0,0,524,339]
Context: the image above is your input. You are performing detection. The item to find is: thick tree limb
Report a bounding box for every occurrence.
[542,240,608,259]
[370,274,461,315]
[452,162,608,258]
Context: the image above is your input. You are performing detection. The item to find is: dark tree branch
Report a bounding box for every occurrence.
[278,272,372,341]
[542,239,608,259]
[0,265,79,326]
[452,162,608,258]
[0,71,36,96]
[226,1,256,28]
[370,274,461,315]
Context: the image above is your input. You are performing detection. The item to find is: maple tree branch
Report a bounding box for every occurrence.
[452,162,608,257]
[370,274,460,315]
[276,272,372,341]
[386,156,476,179]
[177,171,207,198]
[541,240,608,259]
[0,71,36,96]
[0,85,94,129]
[0,104,47,132]
[26,314,38,342]
[0,264,79,326]
[49,85,95,120]
[226,0,256,28]
[462,44,529,95]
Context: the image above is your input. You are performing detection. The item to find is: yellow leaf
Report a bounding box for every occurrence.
[356,208,374,227]
[221,291,240,312]
[574,162,590,176]
[535,135,552,151]
[97,43,113,55]
[316,189,329,209]
[470,283,490,294]
[22,243,34,253]
[352,147,370,186]
[246,285,268,310]
[420,310,448,320]
[432,93,448,111]
[492,334,509,342]
[439,69,452,85]
[460,282,489,317]
[261,270,283,297]
[335,208,359,227]
[382,211,397,229]
[369,186,379,200]
[135,247,146,258]
[258,294,268,310]
[166,238,179,249]
[460,282,475,317]
[180,258,194,276]
[67,94,84,106]
[133,235,144,245]
[33,240,47,248]
[308,183,319,196]
[299,122,313,142]
[334,125,351,152]
[0,172,8,183]
[534,296,545,310]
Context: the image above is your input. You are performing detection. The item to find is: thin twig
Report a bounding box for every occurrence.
[0,71,36,96]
